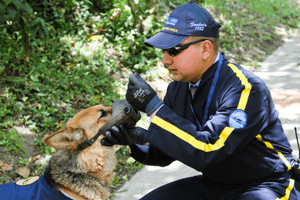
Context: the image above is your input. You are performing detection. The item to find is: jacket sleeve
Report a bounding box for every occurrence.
[127,82,178,166]
[144,71,271,172]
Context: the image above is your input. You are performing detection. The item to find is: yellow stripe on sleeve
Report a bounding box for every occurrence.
[229,64,292,171]
[276,178,295,200]
[227,64,252,111]
[152,116,234,152]
[256,134,292,170]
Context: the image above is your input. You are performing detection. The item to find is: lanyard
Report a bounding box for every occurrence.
[190,53,223,131]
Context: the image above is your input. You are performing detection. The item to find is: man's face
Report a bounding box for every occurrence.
[162,37,210,83]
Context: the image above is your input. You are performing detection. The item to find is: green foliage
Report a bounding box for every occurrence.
[0,0,52,38]
[0,128,29,158]
[203,0,300,65]
[0,0,32,22]
[95,0,162,73]
[111,146,144,191]
[89,0,114,13]
[34,137,55,155]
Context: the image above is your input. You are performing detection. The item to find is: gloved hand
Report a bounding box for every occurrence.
[126,72,163,116]
[101,124,147,146]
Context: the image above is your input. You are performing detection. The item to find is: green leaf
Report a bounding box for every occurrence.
[0,2,5,14]
[39,18,45,27]
[84,0,93,6]
[38,28,44,37]
[8,7,16,19]
[21,3,32,13]
[11,0,22,9]
[126,157,136,165]
[45,22,54,31]
[122,174,128,181]
[21,16,27,23]
[31,18,40,27]
[42,23,49,36]
[2,28,7,34]
[31,27,38,38]
[0,16,5,23]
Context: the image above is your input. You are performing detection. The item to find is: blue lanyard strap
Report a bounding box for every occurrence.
[190,54,223,131]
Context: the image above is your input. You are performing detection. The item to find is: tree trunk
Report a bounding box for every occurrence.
[127,0,139,27]
[20,9,30,69]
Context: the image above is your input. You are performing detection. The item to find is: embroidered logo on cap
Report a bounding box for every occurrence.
[190,22,207,31]
[16,176,40,186]
[228,109,247,129]
[165,17,178,26]
[162,27,178,32]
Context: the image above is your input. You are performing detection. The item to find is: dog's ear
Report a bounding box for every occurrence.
[43,127,88,149]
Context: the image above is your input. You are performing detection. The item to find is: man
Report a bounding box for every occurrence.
[102,1,300,199]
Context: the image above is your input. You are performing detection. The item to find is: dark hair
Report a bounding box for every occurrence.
[191,36,219,54]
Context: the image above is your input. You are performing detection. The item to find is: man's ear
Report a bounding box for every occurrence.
[43,127,88,149]
[201,40,214,60]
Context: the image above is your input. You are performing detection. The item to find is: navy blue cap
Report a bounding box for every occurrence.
[144,1,221,49]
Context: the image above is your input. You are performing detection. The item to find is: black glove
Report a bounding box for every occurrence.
[126,72,163,116]
[101,124,147,146]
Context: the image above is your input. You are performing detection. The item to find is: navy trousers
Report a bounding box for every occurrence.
[140,171,300,200]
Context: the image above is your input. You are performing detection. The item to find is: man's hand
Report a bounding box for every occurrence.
[126,72,163,116]
[101,124,147,146]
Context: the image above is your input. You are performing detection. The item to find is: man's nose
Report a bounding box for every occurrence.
[162,51,172,66]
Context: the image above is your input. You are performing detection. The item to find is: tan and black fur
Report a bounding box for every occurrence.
[43,104,117,200]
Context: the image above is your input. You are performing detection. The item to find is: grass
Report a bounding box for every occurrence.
[0,129,29,159]
[110,145,145,196]
[204,0,300,68]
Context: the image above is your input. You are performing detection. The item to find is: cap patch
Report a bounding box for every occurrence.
[165,17,178,26]
[162,27,178,33]
[16,176,39,186]
[228,109,247,129]
[190,22,207,32]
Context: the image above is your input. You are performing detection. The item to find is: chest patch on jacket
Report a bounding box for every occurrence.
[229,109,247,129]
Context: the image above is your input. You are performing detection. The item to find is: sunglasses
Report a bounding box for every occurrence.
[163,39,212,57]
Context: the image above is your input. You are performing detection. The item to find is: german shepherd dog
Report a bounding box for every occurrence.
[0,104,117,200]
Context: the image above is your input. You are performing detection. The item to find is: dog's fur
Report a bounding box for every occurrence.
[0,104,117,199]
[40,104,116,199]
[42,104,117,200]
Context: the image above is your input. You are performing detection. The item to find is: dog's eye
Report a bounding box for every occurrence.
[99,109,108,119]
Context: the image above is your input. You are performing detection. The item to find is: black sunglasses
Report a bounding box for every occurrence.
[163,39,212,57]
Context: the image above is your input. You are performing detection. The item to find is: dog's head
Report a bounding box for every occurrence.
[44,104,112,150]
[43,104,116,180]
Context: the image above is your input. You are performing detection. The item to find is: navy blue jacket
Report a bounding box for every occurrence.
[0,175,71,200]
[130,54,295,184]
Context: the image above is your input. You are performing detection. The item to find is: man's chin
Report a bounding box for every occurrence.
[171,74,183,82]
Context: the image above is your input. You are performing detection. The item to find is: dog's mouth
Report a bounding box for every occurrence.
[76,109,111,151]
